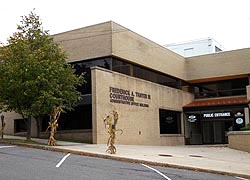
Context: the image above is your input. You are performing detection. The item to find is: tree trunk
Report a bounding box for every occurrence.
[26,115,31,141]
[48,106,62,146]
[36,117,41,138]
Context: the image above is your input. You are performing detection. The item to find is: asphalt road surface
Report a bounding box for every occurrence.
[0,144,246,180]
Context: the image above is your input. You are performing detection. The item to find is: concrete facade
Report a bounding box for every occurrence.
[53,22,187,80]
[228,131,250,153]
[1,111,37,137]
[53,21,250,83]
[244,107,249,125]
[186,48,250,82]
[1,21,250,146]
[111,22,187,80]
[1,112,21,135]
[91,66,193,145]
[53,22,112,63]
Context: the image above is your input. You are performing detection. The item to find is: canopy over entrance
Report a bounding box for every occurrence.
[184,96,250,108]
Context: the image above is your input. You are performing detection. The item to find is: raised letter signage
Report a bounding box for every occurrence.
[109,86,151,108]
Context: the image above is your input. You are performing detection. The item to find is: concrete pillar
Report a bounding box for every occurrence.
[247,85,250,100]
[246,85,250,126]
[181,113,185,135]
[91,67,97,144]
[244,107,250,125]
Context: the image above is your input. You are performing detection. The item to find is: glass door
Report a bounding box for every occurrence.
[202,120,229,144]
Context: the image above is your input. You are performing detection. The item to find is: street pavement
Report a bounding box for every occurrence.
[2,135,250,179]
[0,143,243,180]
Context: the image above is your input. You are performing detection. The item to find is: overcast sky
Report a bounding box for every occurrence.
[1,0,250,50]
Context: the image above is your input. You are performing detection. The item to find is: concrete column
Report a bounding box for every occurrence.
[181,113,185,135]
[129,65,134,76]
[91,67,97,144]
[246,85,250,126]
[244,107,249,125]
[247,85,250,100]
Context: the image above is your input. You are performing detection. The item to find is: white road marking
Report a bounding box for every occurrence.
[236,177,250,180]
[56,153,70,168]
[141,163,172,180]
[0,146,15,149]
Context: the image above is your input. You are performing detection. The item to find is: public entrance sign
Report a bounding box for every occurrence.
[202,112,231,118]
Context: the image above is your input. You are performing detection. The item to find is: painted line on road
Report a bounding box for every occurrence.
[0,146,15,149]
[56,153,70,168]
[236,177,249,180]
[141,164,172,180]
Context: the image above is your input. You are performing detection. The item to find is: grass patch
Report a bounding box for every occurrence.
[0,138,46,145]
[240,123,250,131]
[55,138,91,144]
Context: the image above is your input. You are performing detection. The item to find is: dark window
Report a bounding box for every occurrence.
[71,57,192,95]
[41,104,92,131]
[112,58,185,90]
[159,109,181,134]
[14,119,27,133]
[133,65,179,88]
[112,58,131,76]
[194,78,248,99]
[72,57,112,94]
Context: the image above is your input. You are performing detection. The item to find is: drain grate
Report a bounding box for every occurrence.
[189,154,203,158]
[158,154,173,157]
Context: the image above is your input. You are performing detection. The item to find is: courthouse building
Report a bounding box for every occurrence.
[3,21,250,145]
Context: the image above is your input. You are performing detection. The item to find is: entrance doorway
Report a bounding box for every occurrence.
[188,120,233,144]
[187,120,233,144]
[185,108,246,145]
[201,120,232,144]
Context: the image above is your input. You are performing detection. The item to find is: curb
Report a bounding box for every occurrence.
[1,141,250,179]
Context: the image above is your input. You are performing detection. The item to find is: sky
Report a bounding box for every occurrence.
[1,0,250,50]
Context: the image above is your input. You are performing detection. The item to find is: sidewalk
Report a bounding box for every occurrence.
[2,135,250,179]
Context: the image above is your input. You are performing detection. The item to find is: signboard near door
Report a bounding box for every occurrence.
[185,108,246,145]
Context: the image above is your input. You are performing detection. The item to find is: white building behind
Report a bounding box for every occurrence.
[165,38,225,57]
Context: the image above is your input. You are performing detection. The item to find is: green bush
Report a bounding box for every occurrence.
[240,123,250,131]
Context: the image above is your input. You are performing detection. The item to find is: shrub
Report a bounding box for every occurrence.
[240,123,250,131]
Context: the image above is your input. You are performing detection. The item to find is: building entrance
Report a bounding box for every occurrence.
[185,108,245,145]
[187,119,233,144]
[201,120,232,144]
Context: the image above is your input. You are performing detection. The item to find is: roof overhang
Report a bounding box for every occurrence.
[183,96,250,108]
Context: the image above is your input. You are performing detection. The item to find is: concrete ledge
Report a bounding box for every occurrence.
[160,134,185,146]
[228,130,250,135]
[228,131,250,153]
[14,129,93,143]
